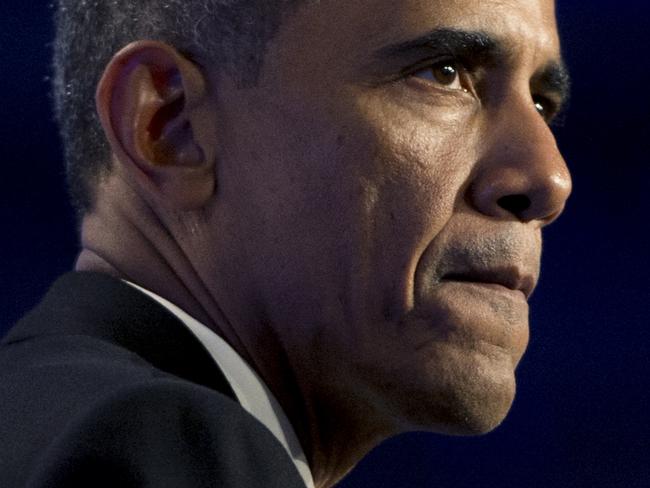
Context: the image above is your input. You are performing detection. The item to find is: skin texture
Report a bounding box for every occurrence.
[77,0,572,486]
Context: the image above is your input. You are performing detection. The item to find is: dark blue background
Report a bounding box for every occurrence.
[2,1,648,487]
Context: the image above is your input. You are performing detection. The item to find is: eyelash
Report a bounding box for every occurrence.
[532,95,561,124]
[404,58,561,125]
[406,57,474,90]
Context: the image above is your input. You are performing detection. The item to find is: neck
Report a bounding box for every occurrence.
[76,174,399,488]
[75,173,245,355]
[245,317,399,486]
[293,362,400,487]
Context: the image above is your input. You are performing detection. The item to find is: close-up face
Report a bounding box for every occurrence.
[202,0,572,435]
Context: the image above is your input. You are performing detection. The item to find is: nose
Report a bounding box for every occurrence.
[469,97,572,227]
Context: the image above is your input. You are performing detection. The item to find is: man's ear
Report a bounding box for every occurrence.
[96,40,216,210]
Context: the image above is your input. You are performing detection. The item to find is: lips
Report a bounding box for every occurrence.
[441,267,535,299]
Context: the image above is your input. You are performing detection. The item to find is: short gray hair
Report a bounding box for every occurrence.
[52,0,302,217]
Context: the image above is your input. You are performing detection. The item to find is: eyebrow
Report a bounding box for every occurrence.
[375,28,503,65]
[374,27,571,107]
[536,60,572,108]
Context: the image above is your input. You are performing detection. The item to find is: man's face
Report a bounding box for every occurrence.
[205,0,571,434]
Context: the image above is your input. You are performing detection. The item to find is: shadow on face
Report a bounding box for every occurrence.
[193,0,571,436]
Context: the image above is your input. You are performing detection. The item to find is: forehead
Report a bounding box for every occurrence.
[272,0,560,73]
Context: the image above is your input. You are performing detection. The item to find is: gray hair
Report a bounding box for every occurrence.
[52,0,302,217]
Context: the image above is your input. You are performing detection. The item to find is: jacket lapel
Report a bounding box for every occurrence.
[3,271,237,400]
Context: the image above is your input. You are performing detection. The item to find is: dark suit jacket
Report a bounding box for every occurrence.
[0,272,307,487]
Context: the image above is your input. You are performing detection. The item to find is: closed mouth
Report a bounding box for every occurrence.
[440,270,534,299]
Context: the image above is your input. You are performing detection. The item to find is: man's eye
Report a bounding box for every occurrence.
[532,95,558,123]
[412,61,465,91]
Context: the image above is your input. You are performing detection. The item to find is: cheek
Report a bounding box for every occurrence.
[282,105,482,338]
[340,101,478,266]
[348,89,479,226]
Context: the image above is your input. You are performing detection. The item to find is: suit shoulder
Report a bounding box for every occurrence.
[8,378,305,488]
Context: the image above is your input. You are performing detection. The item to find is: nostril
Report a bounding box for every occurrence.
[497,194,531,215]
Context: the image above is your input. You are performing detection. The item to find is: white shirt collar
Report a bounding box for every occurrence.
[124,281,315,488]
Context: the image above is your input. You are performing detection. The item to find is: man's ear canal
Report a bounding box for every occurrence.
[96,40,217,210]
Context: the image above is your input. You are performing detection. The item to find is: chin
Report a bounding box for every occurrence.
[394,351,519,437]
[440,384,516,436]
[412,387,516,437]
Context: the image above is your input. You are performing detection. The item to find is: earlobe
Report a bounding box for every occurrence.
[96,41,216,210]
